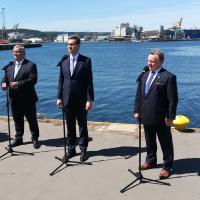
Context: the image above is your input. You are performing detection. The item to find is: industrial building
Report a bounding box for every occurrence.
[110,19,200,42]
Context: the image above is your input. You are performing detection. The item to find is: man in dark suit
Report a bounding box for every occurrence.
[57,35,94,162]
[1,45,40,149]
[134,49,178,179]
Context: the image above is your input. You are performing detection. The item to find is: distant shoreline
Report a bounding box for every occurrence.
[0,43,42,50]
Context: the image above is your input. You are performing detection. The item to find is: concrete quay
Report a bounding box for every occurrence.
[0,117,200,200]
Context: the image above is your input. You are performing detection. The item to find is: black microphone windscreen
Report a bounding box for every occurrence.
[57,55,68,67]
[143,66,149,72]
[2,61,13,70]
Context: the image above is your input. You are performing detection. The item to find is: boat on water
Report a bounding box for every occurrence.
[0,29,43,50]
[0,42,42,50]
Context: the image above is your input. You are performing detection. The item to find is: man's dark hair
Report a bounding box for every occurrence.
[150,49,164,63]
[68,35,80,44]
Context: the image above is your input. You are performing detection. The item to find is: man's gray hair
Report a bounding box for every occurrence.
[150,49,164,63]
[13,44,25,52]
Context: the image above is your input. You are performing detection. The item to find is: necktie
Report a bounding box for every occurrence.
[14,62,20,78]
[70,57,75,76]
[145,71,155,95]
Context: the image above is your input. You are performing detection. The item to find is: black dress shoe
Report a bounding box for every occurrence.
[80,151,88,162]
[10,138,23,147]
[33,140,40,149]
[63,149,76,161]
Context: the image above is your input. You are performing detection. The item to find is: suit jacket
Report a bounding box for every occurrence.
[134,68,178,125]
[57,54,94,107]
[2,59,38,104]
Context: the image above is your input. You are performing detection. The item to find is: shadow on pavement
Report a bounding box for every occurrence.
[174,158,200,175]
[40,137,93,147]
[175,128,196,133]
[0,132,9,143]
[88,146,146,158]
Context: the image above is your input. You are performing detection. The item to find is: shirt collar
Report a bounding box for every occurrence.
[70,53,79,61]
[151,66,162,74]
[16,59,24,66]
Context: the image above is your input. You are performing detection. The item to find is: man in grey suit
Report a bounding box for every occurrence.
[1,45,40,149]
[57,35,94,162]
[134,49,178,179]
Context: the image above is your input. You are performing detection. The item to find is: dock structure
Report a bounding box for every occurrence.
[0,118,200,200]
[0,42,42,50]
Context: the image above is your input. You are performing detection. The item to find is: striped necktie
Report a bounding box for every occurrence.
[14,62,21,78]
[145,71,155,95]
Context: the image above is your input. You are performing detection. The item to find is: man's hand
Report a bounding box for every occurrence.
[134,113,140,119]
[85,101,92,111]
[10,82,18,89]
[56,99,63,108]
[165,118,173,126]
[1,82,7,90]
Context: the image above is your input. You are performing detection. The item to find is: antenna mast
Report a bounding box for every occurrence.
[1,7,6,40]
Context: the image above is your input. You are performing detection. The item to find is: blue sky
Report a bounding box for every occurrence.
[1,0,200,32]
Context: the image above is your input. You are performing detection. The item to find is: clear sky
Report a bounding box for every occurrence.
[1,0,200,32]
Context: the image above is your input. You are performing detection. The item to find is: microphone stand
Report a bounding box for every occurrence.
[120,69,170,193]
[0,89,34,160]
[49,108,91,176]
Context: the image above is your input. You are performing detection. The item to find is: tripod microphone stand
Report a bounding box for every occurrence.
[0,89,34,159]
[49,108,91,176]
[120,68,170,193]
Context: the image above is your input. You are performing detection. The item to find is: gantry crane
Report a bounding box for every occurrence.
[170,18,183,30]
[1,7,6,40]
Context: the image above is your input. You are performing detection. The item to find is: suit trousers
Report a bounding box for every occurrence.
[11,102,39,140]
[143,124,174,170]
[64,103,88,152]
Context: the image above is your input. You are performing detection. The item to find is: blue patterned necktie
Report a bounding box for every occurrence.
[145,71,155,95]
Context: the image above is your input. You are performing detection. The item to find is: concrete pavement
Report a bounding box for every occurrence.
[0,117,200,200]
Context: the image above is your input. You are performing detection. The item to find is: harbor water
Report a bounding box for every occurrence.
[0,41,199,127]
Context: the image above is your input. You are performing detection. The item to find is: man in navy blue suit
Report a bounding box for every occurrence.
[134,49,178,179]
[1,45,40,149]
[57,35,94,162]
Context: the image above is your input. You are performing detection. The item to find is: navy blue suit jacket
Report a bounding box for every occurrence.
[2,59,38,104]
[57,54,94,107]
[134,68,178,125]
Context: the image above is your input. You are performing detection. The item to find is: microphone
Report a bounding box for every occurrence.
[57,55,68,67]
[136,66,149,82]
[2,61,14,70]
[142,65,149,72]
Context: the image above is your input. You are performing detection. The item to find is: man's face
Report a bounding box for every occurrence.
[13,47,25,61]
[147,54,162,71]
[67,39,80,56]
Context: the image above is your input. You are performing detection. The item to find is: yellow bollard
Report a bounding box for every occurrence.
[173,115,190,130]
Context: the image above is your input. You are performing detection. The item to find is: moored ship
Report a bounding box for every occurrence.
[0,42,42,50]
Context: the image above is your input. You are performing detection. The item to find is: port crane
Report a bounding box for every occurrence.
[1,7,6,41]
[170,18,183,30]
[13,23,20,32]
